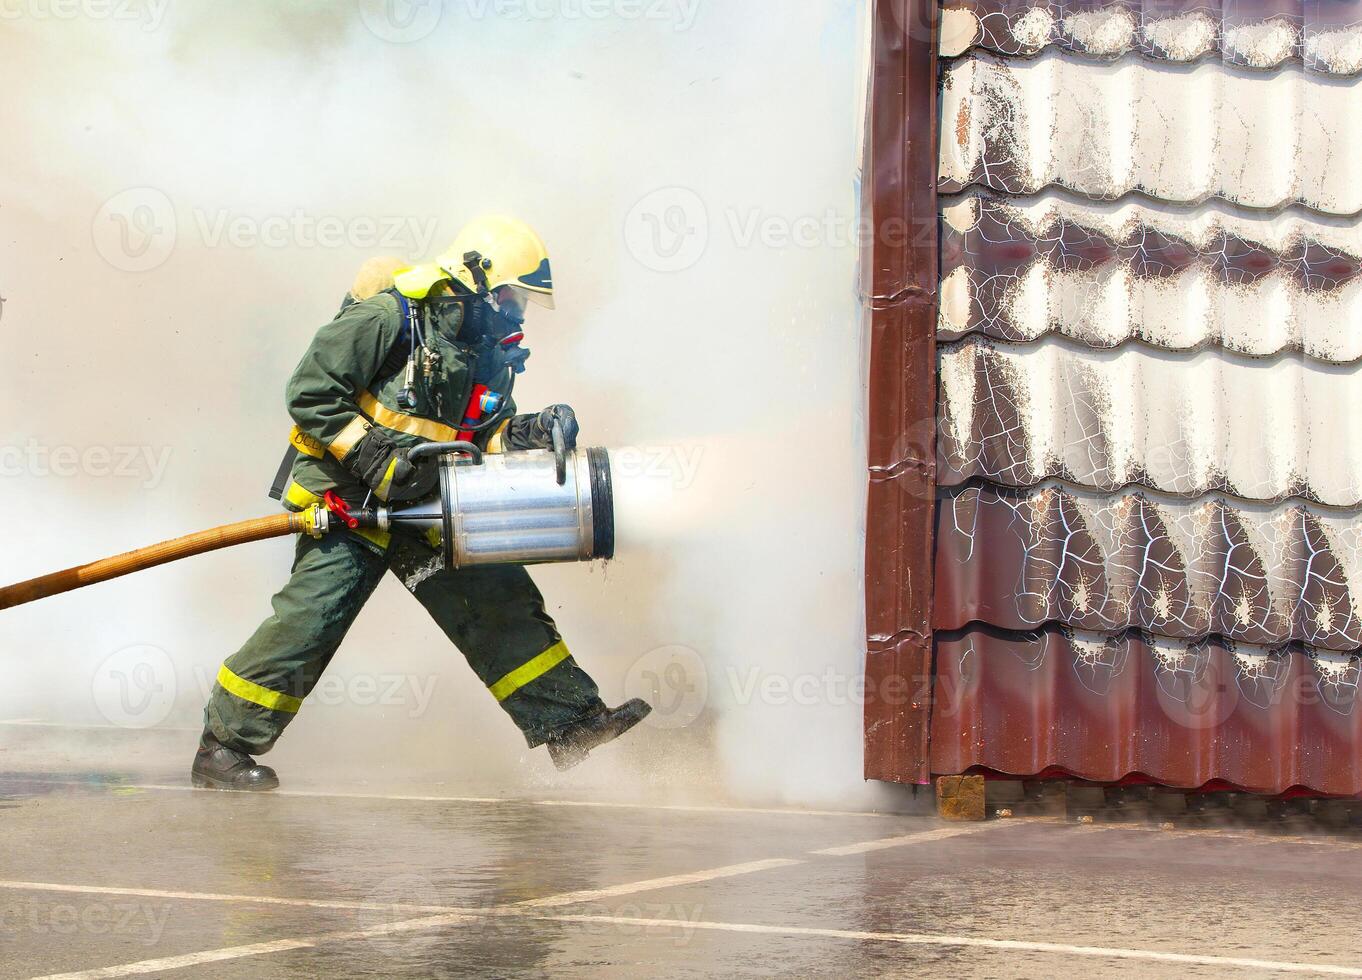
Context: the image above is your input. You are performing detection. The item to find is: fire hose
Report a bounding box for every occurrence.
[0,430,614,613]
[0,511,321,610]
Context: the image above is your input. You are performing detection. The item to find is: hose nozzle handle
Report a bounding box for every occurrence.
[551,419,567,486]
[408,441,484,465]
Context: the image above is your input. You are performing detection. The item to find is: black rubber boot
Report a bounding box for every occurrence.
[546,699,652,771]
[191,730,280,792]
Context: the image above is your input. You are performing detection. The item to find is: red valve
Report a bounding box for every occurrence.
[323,490,359,530]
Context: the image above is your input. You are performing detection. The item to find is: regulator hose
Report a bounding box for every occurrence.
[0,512,311,611]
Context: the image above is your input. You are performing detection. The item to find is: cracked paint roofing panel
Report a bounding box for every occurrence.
[937,337,1362,504]
[940,192,1362,362]
[939,0,1362,75]
[922,0,1362,793]
[939,52,1362,213]
[936,485,1362,650]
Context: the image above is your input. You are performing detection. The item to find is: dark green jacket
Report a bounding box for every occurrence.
[280,291,512,546]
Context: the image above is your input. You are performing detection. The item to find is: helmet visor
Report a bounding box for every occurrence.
[494,285,548,321]
[521,287,555,310]
[513,257,555,309]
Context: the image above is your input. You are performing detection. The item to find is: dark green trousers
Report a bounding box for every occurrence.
[204,531,604,755]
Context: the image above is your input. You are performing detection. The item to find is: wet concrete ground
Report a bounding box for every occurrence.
[3,772,1362,978]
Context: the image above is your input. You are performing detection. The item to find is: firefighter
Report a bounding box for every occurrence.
[192,216,651,791]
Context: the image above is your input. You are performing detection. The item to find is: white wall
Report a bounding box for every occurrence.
[0,0,904,810]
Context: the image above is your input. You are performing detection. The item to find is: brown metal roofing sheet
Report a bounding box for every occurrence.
[931,627,1362,795]
[861,0,1362,795]
[935,485,1362,651]
[936,337,1362,505]
[939,0,1362,75]
[938,52,1362,214]
[863,0,941,785]
[939,192,1362,362]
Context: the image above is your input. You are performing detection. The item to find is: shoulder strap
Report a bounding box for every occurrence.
[267,445,299,501]
[377,288,422,381]
[394,290,423,343]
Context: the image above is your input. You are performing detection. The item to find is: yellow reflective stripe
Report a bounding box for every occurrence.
[217,665,302,714]
[328,415,372,462]
[284,481,323,510]
[488,641,572,702]
[486,419,510,455]
[289,425,326,459]
[356,390,463,443]
[354,526,393,549]
[375,457,398,501]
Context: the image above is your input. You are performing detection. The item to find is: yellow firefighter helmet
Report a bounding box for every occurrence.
[393,215,554,308]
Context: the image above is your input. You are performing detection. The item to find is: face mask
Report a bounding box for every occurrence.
[466,296,531,383]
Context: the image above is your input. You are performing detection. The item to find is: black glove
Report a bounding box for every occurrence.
[346,429,437,502]
[500,404,580,453]
[385,452,439,502]
[533,405,579,450]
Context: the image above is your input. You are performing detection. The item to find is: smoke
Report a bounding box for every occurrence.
[0,1,907,811]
